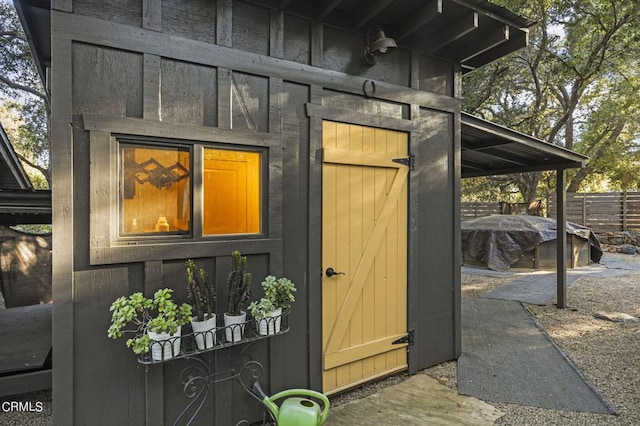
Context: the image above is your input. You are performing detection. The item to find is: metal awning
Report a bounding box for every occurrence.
[461,112,587,178]
[15,0,533,85]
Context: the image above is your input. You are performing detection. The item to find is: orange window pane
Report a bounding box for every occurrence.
[120,144,191,236]
[203,148,261,235]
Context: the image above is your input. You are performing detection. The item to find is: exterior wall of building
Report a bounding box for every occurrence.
[49,0,461,423]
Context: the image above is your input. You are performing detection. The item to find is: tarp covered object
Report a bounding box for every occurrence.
[461,215,602,271]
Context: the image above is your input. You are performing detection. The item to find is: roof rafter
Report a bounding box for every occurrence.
[316,0,345,22]
[428,11,478,54]
[457,24,509,62]
[352,0,395,31]
[393,0,443,41]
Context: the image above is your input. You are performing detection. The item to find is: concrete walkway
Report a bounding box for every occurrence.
[326,374,503,425]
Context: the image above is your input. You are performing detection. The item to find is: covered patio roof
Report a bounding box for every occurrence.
[461,112,587,178]
[460,112,587,310]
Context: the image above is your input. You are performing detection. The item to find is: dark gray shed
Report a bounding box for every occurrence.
[14,0,585,424]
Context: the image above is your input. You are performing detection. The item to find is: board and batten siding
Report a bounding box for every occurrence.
[50,0,460,424]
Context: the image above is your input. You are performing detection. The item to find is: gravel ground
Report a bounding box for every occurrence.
[3,254,638,425]
[0,390,51,426]
[333,252,640,425]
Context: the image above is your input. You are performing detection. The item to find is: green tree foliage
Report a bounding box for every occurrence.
[0,0,49,187]
[463,0,640,199]
[461,176,521,203]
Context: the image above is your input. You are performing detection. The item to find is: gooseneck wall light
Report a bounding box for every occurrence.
[361,27,398,67]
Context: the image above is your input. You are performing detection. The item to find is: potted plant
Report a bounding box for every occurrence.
[249,275,296,335]
[185,259,217,350]
[248,297,278,336]
[107,288,192,361]
[224,250,252,342]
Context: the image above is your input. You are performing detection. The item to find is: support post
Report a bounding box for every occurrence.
[556,169,567,308]
[622,190,628,231]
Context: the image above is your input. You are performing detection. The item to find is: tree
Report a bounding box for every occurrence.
[463,0,640,200]
[0,0,49,188]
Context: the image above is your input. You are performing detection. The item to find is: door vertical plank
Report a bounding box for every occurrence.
[334,122,351,388]
[396,132,409,368]
[361,126,377,379]
[348,125,364,382]
[386,131,400,369]
[322,120,338,390]
[373,129,388,373]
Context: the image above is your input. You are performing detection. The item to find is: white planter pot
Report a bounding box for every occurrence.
[191,314,217,350]
[256,308,282,336]
[148,327,181,361]
[223,312,246,343]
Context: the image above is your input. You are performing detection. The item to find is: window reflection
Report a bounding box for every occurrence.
[120,144,191,236]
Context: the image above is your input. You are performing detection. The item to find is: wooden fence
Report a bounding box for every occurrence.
[463,192,640,233]
[548,192,640,232]
[461,202,503,220]
[461,201,542,221]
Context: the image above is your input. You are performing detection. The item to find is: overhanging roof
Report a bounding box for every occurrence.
[461,113,587,178]
[0,190,52,225]
[0,121,32,190]
[12,0,50,88]
[278,0,533,73]
[0,123,50,225]
[15,0,532,81]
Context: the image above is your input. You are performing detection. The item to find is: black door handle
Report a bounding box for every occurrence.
[325,267,345,277]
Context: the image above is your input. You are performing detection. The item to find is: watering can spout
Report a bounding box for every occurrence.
[252,382,280,419]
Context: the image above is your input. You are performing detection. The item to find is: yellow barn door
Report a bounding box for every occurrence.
[322,121,409,394]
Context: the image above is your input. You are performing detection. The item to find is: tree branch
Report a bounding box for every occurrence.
[15,152,51,187]
[0,74,49,108]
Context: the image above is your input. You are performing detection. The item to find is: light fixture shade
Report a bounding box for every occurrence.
[370,29,398,54]
[361,28,398,67]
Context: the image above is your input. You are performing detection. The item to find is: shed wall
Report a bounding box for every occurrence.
[50,0,461,423]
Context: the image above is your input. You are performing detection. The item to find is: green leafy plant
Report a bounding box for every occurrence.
[261,275,296,310]
[225,250,252,315]
[248,297,276,321]
[185,259,216,322]
[107,288,193,355]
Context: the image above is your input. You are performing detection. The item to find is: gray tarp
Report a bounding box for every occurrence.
[461,215,602,271]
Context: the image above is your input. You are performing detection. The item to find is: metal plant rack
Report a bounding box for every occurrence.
[140,311,290,426]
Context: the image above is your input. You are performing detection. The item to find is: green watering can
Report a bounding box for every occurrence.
[251,382,330,426]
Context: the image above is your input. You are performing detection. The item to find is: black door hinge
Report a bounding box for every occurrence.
[392,329,414,348]
[392,154,415,171]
